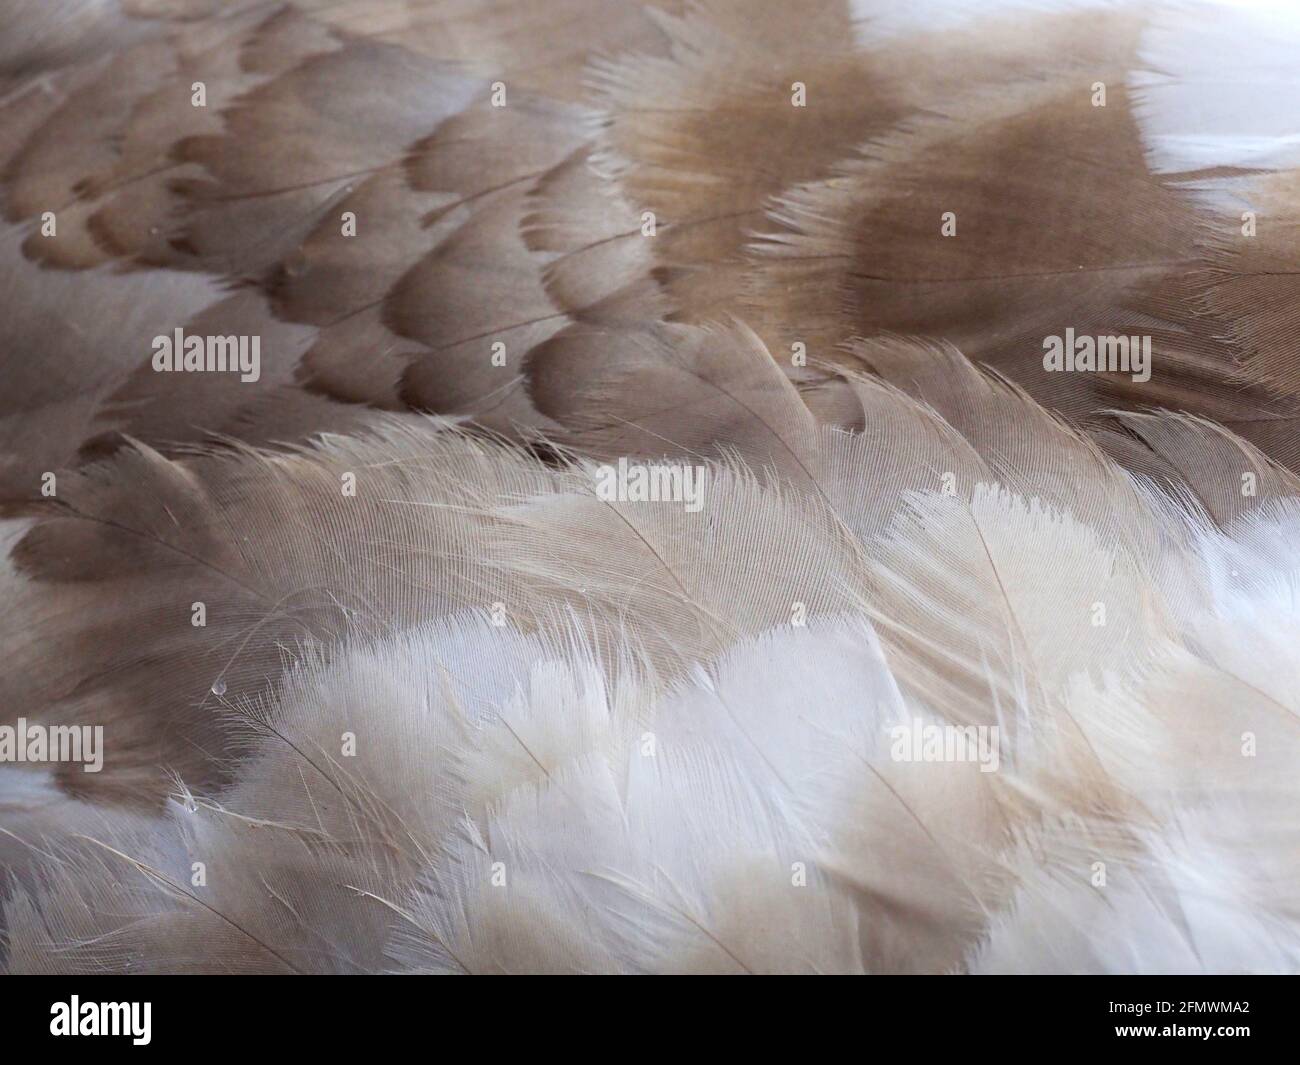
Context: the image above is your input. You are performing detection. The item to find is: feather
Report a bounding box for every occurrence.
[755,11,1208,421]
[0,222,224,507]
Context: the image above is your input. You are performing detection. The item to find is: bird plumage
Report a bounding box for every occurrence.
[2,0,1299,974]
